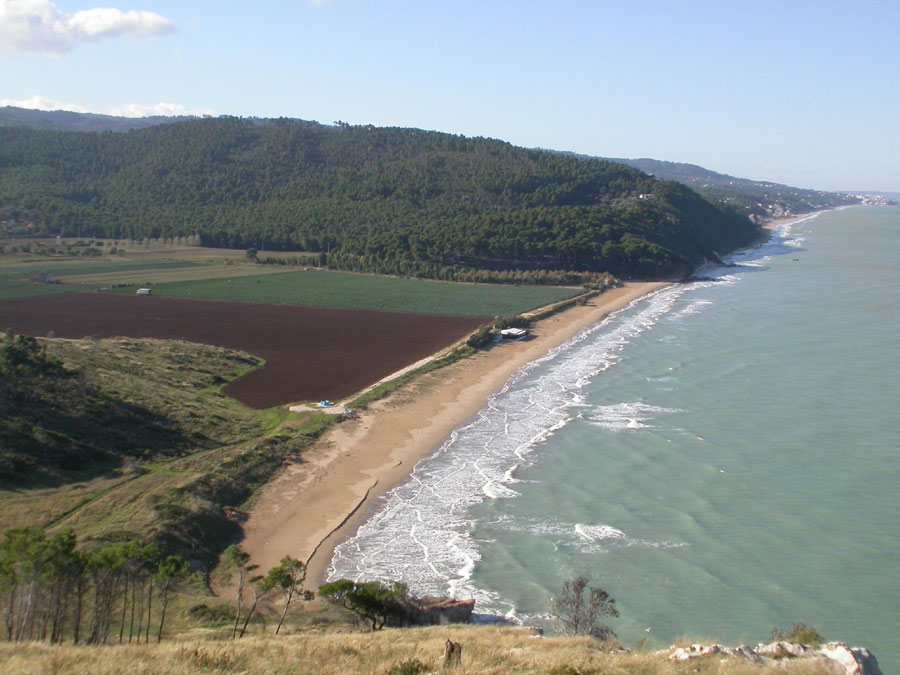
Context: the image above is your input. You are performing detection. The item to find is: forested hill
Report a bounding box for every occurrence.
[0,105,192,133]
[605,157,860,221]
[0,117,759,280]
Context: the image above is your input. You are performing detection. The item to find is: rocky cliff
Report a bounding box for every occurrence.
[667,641,881,674]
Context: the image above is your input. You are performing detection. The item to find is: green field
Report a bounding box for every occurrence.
[0,259,200,301]
[109,269,582,316]
[0,247,583,315]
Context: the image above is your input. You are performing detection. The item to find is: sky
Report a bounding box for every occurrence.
[1,0,898,192]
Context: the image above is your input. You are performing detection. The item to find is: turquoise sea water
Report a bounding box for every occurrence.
[329,206,899,669]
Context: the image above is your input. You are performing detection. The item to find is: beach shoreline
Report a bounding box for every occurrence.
[761,215,800,231]
[238,281,670,589]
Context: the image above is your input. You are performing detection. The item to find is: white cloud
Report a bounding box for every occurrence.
[0,95,88,112]
[106,102,215,118]
[0,0,175,55]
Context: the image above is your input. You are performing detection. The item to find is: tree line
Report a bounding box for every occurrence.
[2,530,436,644]
[2,525,624,644]
[0,528,186,644]
[0,531,314,644]
[0,118,760,280]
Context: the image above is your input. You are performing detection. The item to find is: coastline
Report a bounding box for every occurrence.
[238,281,670,589]
[760,215,802,231]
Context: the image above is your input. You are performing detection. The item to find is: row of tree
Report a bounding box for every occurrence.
[0,532,313,645]
[2,527,623,644]
[254,249,619,287]
[0,528,186,644]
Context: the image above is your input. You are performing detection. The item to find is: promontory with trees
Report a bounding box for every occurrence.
[0,116,761,281]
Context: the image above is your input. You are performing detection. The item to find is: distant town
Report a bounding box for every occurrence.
[855,193,899,206]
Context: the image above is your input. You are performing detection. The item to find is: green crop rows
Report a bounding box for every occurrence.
[111,270,581,316]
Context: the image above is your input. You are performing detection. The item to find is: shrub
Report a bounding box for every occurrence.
[771,622,825,647]
[187,603,234,626]
[466,325,496,348]
[318,579,412,631]
[493,314,531,329]
[387,659,430,675]
[0,331,68,378]
[552,576,619,641]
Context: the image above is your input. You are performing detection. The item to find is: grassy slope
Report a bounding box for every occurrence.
[0,337,262,483]
[0,336,332,562]
[0,625,837,674]
[107,268,581,316]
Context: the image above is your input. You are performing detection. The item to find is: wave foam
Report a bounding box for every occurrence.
[589,402,681,432]
[327,218,805,607]
[327,287,688,598]
[574,523,626,541]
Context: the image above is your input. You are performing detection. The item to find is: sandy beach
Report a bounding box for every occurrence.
[239,281,669,589]
[761,217,795,230]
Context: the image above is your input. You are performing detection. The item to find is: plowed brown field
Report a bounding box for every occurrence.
[0,293,483,408]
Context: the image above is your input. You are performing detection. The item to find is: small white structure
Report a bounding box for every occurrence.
[499,327,528,341]
[135,288,152,296]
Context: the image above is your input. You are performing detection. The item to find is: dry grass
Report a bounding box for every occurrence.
[0,474,127,533]
[0,626,840,674]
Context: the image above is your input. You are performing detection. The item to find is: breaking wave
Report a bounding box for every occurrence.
[327,284,690,600]
[326,215,811,610]
[589,402,682,432]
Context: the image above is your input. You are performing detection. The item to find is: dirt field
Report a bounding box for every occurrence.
[0,293,483,408]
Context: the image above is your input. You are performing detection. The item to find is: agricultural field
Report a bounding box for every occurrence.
[107,269,581,316]
[0,293,483,408]
[0,245,293,301]
[1,241,580,411]
[1,241,581,315]
[0,259,209,298]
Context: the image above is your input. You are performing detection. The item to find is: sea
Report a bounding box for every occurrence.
[328,205,900,669]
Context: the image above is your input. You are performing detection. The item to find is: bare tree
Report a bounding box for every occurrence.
[223,545,251,639]
[154,555,187,643]
[552,576,618,640]
[237,573,265,638]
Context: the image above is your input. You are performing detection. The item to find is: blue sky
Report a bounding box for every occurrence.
[2,0,898,191]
